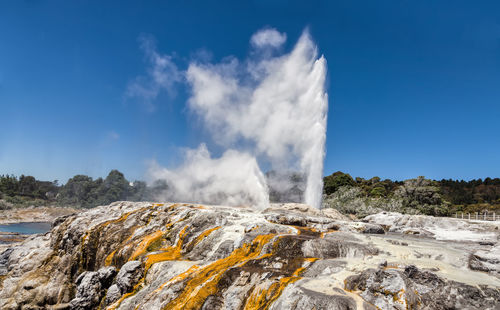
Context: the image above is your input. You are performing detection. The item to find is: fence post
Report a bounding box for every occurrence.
[461,212,464,219]
[476,212,478,220]
[484,212,486,220]
[468,213,470,220]
[494,212,496,221]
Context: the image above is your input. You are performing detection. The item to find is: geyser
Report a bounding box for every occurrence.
[148,144,270,209]
[145,28,328,208]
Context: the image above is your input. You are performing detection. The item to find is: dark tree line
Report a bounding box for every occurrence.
[0,170,168,209]
[439,178,500,206]
[323,171,500,214]
[0,174,59,200]
[2,169,499,213]
[323,172,402,198]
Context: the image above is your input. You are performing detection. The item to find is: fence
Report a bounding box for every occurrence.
[454,212,497,221]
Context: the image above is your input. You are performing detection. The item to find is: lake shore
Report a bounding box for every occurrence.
[0,206,79,225]
[0,207,78,252]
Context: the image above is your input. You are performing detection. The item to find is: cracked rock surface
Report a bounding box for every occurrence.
[345,265,500,310]
[0,202,498,310]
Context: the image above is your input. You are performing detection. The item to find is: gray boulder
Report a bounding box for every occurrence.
[345,265,500,310]
[361,223,385,234]
[469,245,500,273]
[69,266,116,310]
[105,260,143,305]
[0,248,13,276]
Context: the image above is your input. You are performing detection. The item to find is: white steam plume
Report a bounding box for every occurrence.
[185,30,328,208]
[148,144,269,208]
[144,28,328,209]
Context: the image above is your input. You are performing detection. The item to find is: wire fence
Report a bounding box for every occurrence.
[454,212,497,221]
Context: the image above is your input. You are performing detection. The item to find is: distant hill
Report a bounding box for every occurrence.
[323,171,500,217]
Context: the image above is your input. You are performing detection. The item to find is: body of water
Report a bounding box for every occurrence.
[0,222,52,234]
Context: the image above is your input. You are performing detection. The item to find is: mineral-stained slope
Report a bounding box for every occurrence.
[0,202,499,310]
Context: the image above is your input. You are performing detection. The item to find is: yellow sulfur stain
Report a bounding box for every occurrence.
[167,203,180,210]
[247,225,260,233]
[129,230,164,261]
[162,234,276,310]
[106,278,145,310]
[165,218,184,230]
[100,208,323,310]
[106,225,194,309]
[143,226,220,274]
[295,226,319,235]
[152,265,200,295]
[81,232,89,245]
[244,257,318,310]
[87,205,158,257]
[102,209,161,267]
[244,276,300,310]
[143,226,220,285]
[105,214,191,269]
[136,265,203,309]
[304,257,319,263]
[104,250,117,266]
[144,226,189,273]
[319,229,338,239]
[84,204,163,252]
[101,206,152,229]
[187,226,221,248]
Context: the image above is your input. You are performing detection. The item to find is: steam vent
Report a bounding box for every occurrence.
[1,202,499,309]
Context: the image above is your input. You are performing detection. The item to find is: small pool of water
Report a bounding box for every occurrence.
[0,222,52,235]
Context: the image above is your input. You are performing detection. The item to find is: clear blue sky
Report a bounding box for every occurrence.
[1,1,499,183]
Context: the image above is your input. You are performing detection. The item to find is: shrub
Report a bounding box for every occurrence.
[323,172,355,195]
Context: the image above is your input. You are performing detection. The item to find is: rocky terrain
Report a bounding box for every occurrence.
[0,202,499,310]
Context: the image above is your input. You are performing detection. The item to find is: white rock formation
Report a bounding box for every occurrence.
[0,203,498,310]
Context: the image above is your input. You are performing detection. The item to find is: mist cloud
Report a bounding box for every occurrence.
[142,28,328,209]
[126,35,182,111]
[250,28,287,48]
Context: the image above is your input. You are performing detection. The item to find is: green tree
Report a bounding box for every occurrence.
[18,175,37,197]
[323,171,355,195]
[370,186,387,197]
[57,175,100,208]
[96,170,130,204]
[0,175,19,196]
